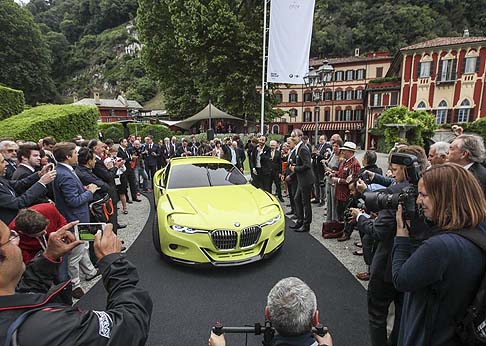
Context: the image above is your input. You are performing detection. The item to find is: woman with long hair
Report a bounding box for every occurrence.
[393,163,486,346]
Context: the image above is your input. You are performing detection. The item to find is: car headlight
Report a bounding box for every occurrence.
[260,214,281,227]
[170,225,208,234]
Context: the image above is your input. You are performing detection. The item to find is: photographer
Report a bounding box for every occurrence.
[393,163,486,345]
[208,277,333,346]
[0,222,153,346]
[338,178,365,242]
[350,145,431,346]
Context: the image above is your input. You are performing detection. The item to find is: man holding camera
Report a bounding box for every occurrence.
[0,221,153,346]
[312,135,331,207]
[209,277,333,346]
[349,146,431,346]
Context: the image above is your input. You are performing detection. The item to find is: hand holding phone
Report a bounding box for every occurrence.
[94,223,122,259]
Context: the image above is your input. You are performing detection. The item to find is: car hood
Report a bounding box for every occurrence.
[163,185,278,228]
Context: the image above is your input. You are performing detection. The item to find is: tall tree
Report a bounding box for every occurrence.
[138,0,267,120]
[0,0,55,104]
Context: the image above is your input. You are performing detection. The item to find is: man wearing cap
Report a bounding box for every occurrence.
[332,141,360,227]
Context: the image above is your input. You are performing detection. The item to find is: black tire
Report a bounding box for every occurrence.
[152,211,162,253]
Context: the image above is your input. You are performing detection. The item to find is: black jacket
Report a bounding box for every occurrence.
[294,143,314,187]
[0,253,153,346]
[468,162,486,192]
[0,174,47,225]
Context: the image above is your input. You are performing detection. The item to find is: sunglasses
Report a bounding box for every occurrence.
[0,230,19,248]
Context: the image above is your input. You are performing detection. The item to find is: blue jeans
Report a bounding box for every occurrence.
[134,167,149,191]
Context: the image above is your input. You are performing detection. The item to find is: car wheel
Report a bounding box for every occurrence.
[152,212,162,253]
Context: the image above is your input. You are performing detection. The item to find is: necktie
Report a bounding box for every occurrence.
[271,150,275,160]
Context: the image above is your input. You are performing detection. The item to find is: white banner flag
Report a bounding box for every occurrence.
[266,0,316,84]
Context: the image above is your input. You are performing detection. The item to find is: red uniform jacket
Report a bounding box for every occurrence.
[335,156,361,202]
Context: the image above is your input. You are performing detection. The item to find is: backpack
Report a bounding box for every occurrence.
[453,229,486,345]
[89,193,114,223]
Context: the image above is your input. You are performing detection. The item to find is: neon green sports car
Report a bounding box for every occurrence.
[152,156,285,266]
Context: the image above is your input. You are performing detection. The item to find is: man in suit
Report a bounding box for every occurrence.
[169,136,178,158]
[12,143,41,180]
[118,138,141,203]
[250,135,272,192]
[0,141,19,180]
[52,142,100,299]
[176,138,195,157]
[312,135,331,207]
[0,154,55,225]
[88,140,125,231]
[289,129,314,232]
[143,135,161,182]
[284,137,298,217]
[269,140,284,202]
[447,134,486,192]
[160,137,172,166]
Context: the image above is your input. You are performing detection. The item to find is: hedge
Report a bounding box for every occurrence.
[0,104,98,141]
[0,85,25,120]
[98,122,172,142]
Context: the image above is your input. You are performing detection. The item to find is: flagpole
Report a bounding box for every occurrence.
[260,0,268,135]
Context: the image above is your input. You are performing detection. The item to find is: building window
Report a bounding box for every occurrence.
[303,111,312,122]
[335,71,344,81]
[346,70,354,80]
[457,99,471,123]
[345,90,354,100]
[355,89,363,99]
[464,57,477,74]
[416,101,427,109]
[324,110,330,122]
[303,92,313,102]
[376,67,383,78]
[336,110,344,121]
[436,100,447,124]
[335,90,343,100]
[356,69,365,80]
[372,93,382,107]
[324,91,332,101]
[355,109,363,121]
[439,59,457,82]
[274,93,282,103]
[272,124,280,134]
[420,61,431,78]
[345,109,352,121]
[289,93,298,103]
[390,92,399,106]
[289,108,298,118]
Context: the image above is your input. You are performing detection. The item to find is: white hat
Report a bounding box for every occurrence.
[340,141,357,152]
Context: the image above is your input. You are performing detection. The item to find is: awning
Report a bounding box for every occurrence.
[300,121,364,131]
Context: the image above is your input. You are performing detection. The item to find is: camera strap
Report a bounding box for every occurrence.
[5,307,45,346]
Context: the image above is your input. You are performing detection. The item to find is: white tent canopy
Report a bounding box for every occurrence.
[160,103,242,130]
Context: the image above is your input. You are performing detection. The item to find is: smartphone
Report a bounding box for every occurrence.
[46,163,54,172]
[74,223,106,241]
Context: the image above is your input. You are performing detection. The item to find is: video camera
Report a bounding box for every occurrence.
[212,321,328,346]
[362,153,420,219]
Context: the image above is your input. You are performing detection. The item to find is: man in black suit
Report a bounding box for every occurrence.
[169,136,178,158]
[311,135,331,207]
[249,135,272,192]
[0,153,56,224]
[88,139,126,231]
[118,138,141,203]
[0,141,19,180]
[269,140,284,202]
[12,143,41,180]
[143,135,160,182]
[159,137,171,167]
[289,129,314,232]
[448,134,486,193]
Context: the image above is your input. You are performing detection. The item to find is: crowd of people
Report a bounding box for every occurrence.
[1,126,486,346]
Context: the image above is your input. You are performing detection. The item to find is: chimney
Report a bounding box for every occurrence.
[354,48,360,57]
[94,91,100,105]
[463,28,470,37]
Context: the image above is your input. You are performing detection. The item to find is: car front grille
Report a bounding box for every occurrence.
[240,226,262,248]
[210,230,238,250]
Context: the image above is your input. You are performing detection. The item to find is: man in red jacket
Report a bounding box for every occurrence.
[9,203,67,264]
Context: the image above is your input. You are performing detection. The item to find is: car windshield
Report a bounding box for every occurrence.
[167,162,247,189]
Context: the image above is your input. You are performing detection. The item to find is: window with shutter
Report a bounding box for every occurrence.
[416,62,421,78]
[419,62,431,78]
[464,57,477,74]
[476,57,481,73]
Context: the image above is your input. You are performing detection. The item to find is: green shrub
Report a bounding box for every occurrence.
[0,104,98,141]
[98,122,173,142]
[0,85,25,120]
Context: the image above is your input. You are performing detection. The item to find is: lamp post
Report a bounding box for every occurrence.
[303,61,334,146]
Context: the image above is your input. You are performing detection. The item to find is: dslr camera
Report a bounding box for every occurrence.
[363,153,420,219]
